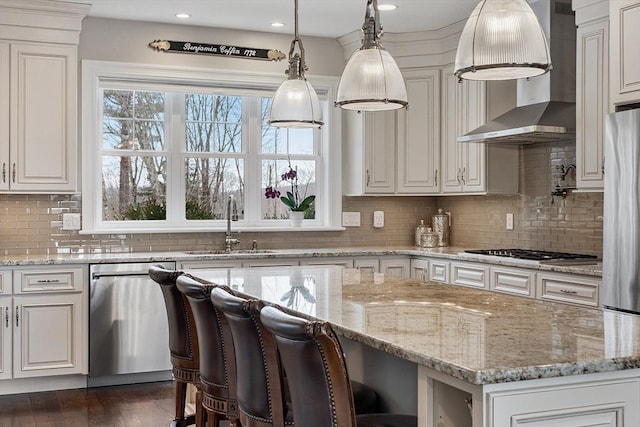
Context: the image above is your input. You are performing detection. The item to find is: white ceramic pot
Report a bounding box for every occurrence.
[288,211,304,227]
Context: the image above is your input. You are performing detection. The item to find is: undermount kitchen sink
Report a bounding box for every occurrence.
[182,249,275,255]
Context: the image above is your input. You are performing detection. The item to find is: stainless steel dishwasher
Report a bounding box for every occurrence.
[88,261,175,387]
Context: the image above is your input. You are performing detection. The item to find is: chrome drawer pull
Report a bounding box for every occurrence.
[559,289,578,295]
[4,306,7,328]
[36,279,61,283]
[15,305,19,327]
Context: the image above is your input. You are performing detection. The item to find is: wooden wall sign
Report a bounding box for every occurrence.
[148,40,286,61]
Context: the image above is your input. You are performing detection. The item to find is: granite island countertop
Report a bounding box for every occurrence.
[185,265,636,386]
[0,246,602,276]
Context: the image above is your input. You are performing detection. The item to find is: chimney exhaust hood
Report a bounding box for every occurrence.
[458,0,576,144]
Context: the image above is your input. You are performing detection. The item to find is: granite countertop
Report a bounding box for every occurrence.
[186,265,636,386]
[0,246,602,276]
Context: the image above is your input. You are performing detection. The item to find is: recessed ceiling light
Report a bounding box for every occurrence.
[271,22,286,28]
[175,13,191,19]
[377,4,398,11]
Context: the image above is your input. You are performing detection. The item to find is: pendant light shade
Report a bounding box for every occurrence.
[336,0,407,111]
[454,0,552,81]
[269,0,323,128]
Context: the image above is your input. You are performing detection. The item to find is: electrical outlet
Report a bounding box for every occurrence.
[62,213,81,231]
[506,213,514,230]
[373,211,384,228]
[342,212,361,227]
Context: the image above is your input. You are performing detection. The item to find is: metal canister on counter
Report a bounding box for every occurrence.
[421,226,437,248]
[415,220,426,247]
[431,208,450,247]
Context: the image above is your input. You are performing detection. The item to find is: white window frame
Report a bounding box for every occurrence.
[81,60,343,233]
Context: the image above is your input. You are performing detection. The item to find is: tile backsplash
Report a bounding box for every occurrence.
[0,142,603,257]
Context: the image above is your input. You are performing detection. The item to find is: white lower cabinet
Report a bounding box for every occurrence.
[380,257,411,278]
[0,296,10,380]
[488,376,639,427]
[537,272,600,308]
[450,261,489,290]
[410,258,429,282]
[1,265,86,382]
[353,257,380,273]
[299,257,355,268]
[490,266,536,298]
[428,260,450,283]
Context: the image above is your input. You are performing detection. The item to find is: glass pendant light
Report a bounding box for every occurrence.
[454,0,552,81]
[269,0,323,128]
[336,0,407,111]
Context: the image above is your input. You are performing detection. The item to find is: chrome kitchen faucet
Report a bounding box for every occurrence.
[225,194,240,253]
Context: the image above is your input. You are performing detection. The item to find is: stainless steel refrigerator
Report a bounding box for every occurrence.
[602,108,640,314]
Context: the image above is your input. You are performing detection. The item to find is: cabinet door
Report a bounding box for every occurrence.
[0,297,10,380]
[450,261,489,290]
[0,43,8,192]
[13,293,83,378]
[380,257,410,278]
[441,65,487,194]
[365,111,396,194]
[9,43,77,192]
[299,257,354,268]
[397,69,440,194]
[577,18,608,190]
[410,258,429,282]
[353,257,379,273]
[610,0,640,107]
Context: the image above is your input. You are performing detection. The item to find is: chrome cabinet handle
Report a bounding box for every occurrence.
[366,170,370,187]
[461,167,466,185]
[15,305,19,327]
[559,289,578,295]
[12,163,16,183]
[2,163,5,183]
[456,168,461,184]
[4,306,7,328]
[434,169,438,186]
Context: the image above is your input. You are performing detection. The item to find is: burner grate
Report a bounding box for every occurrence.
[464,249,598,261]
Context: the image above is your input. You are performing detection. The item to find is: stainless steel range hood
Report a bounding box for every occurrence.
[458,0,576,144]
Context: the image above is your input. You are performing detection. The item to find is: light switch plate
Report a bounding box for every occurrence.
[506,213,514,230]
[373,211,384,228]
[342,212,361,227]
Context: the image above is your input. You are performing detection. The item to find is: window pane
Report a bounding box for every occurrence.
[103,90,165,150]
[185,157,245,220]
[262,159,316,220]
[260,98,313,154]
[186,94,242,152]
[101,155,167,221]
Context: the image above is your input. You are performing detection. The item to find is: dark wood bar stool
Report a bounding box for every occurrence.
[176,275,240,427]
[260,305,418,427]
[148,265,203,427]
[209,287,291,427]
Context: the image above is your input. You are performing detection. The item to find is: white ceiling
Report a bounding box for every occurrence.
[69,0,480,38]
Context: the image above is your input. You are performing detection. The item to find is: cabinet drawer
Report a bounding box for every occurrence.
[429,260,450,283]
[450,262,489,289]
[537,272,600,307]
[0,270,11,295]
[490,266,536,298]
[14,267,85,293]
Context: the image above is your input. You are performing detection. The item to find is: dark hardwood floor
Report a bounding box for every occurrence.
[0,381,178,427]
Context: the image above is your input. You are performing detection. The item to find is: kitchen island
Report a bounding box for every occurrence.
[186,265,639,427]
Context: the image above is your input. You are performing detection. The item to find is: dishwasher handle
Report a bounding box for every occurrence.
[92,271,152,280]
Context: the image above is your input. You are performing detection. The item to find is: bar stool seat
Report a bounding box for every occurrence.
[148,265,202,427]
[260,305,418,427]
[176,275,240,427]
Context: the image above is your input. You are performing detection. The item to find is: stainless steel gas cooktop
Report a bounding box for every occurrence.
[464,249,598,262]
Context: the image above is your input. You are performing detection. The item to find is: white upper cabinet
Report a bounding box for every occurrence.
[396,68,440,194]
[440,65,518,195]
[610,0,640,107]
[0,0,88,194]
[343,110,397,195]
[575,0,609,191]
[8,43,77,192]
